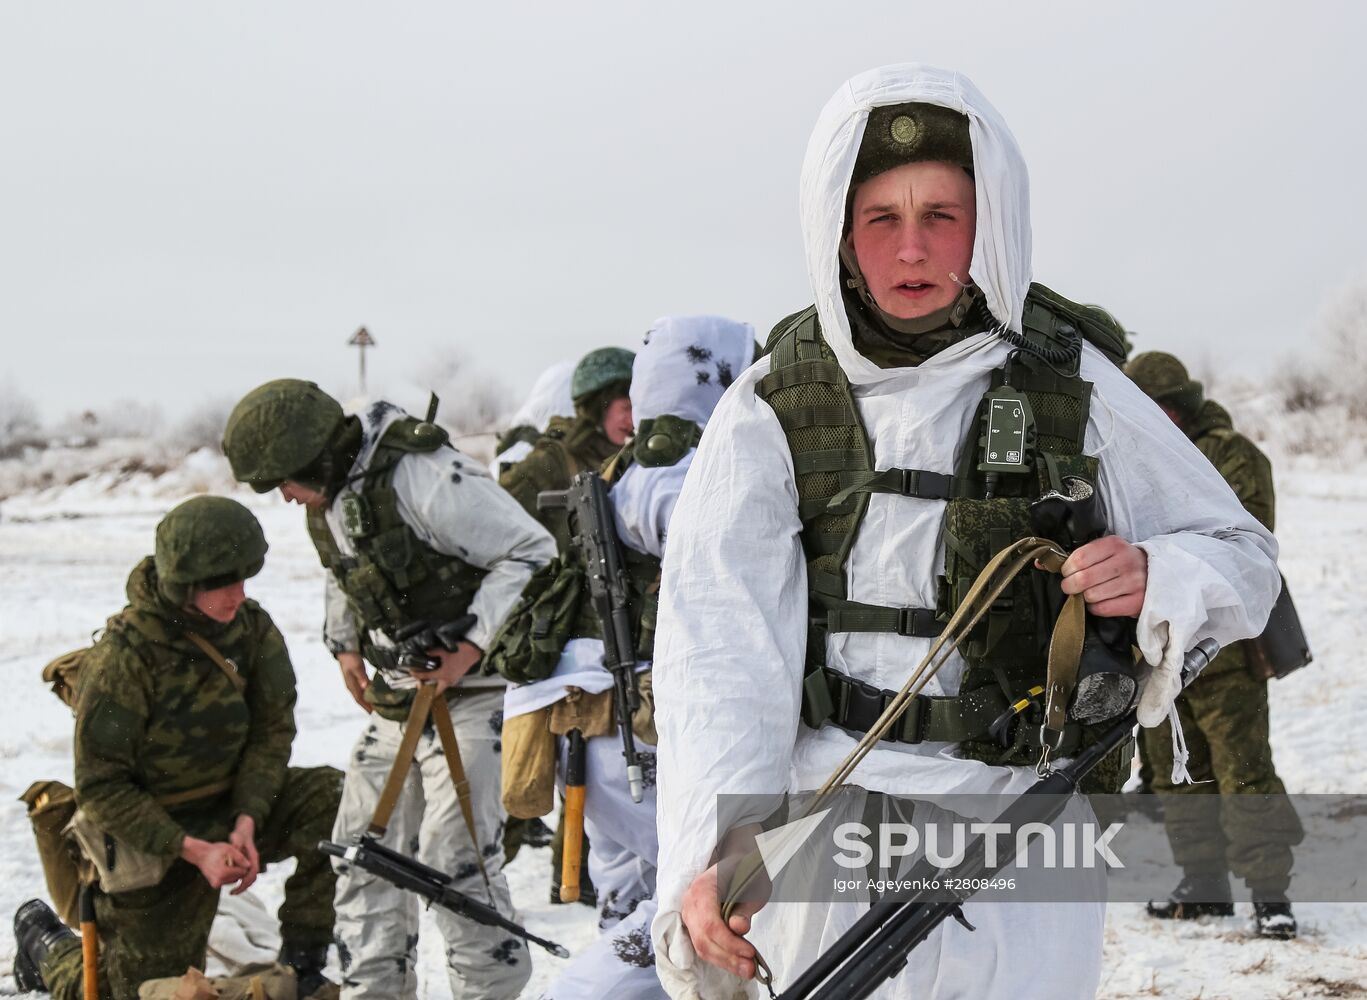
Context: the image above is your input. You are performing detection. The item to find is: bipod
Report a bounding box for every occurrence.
[367,681,490,891]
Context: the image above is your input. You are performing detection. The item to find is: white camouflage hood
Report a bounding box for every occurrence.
[801,63,1033,388]
[508,359,576,431]
[631,315,756,427]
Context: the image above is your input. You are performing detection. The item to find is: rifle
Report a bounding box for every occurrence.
[776,639,1221,1000]
[320,836,570,959]
[391,613,479,672]
[539,471,646,803]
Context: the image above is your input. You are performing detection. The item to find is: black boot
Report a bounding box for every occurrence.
[279,939,332,997]
[1146,872,1235,920]
[522,817,555,850]
[1252,895,1297,940]
[14,899,77,992]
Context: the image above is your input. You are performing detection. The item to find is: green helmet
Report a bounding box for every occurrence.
[154,496,268,601]
[1125,351,1204,414]
[223,379,344,492]
[571,347,635,402]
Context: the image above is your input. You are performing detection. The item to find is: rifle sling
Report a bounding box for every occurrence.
[185,632,247,694]
[366,682,491,891]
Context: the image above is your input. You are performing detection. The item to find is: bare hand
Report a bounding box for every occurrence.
[227,814,262,895]
[1060,536,1148,618]
[337,652,372,713]
[681,861,767,980]
[180,835,252,890]
[409,640,482,693]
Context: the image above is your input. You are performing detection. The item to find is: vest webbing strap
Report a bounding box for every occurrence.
[801,664,1082,753]
[827,468,976,510]
[821,602,944,638]
[793,449,870,476]
[757,358,847,395]
[185,632,247,694]
[775,404,855,432]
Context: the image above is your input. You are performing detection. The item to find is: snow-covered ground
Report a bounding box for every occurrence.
[1,450,1364,998]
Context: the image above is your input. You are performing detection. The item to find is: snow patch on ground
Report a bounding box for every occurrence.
[0,441,1363,998]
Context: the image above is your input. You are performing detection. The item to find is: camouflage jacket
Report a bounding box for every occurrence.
[74,557,297,858]
[1187,399,1276,675]
[499,414,620,553]
[1188,399,1275,532]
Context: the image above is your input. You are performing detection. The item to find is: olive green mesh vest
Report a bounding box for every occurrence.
[306,417,488,659]
[759,284,1133,790]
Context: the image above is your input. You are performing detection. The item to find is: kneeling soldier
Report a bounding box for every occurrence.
[14,496,342,999]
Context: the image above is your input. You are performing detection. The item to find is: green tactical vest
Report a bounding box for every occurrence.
[306,417,488,670]
[759,283,1133,790]
[484,417,695,685]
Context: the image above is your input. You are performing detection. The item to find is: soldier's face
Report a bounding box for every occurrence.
[192,580,247,623]
[848,161,976,320]
[602,396,634,447]
[280,481,330,509]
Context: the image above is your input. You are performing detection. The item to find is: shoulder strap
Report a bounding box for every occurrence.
[185,632,247,694]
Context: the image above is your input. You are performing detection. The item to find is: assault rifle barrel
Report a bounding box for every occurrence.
[777,639,1220,1000]
[319,837,571,959]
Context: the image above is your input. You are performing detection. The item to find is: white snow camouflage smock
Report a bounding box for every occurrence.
[649,64,1280,1000]
[494,359,577,471]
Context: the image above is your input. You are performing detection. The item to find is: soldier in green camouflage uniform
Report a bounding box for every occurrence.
[1127,352,1303,938]
[498,346,634,892]
[500,346,636,549]
[17,496,342,999]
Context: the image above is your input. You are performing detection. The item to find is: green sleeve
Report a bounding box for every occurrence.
[230,612,298,828]
[73,637,186,858]
[499,443,568,525]
[1209,433,1276,533]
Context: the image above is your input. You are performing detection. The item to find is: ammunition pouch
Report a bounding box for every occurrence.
[485,555,588,685]
[65,777,235,894]
[548,686,617,739]
[501,707,558,820]
[20,780,83,926]
[1246,574,1313,681]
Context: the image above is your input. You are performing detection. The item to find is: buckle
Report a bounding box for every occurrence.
[839,675,887,733]
[896,608,941,638]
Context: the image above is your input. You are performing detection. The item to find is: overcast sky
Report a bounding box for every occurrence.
[2,1,1364,424]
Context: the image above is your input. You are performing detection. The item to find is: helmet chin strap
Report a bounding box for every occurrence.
[839,238,980,335]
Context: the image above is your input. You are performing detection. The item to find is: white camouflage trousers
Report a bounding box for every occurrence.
[541,734,667,1000]
[331,688,532,1000]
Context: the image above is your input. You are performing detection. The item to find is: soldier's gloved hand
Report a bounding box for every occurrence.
[1060,536,1149,618]
[180,835,252,890]
[411,640,482,693]
[228,814,262,895]
[336,652,372,713]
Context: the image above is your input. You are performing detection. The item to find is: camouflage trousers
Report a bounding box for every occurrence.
[330,689,531,1000]
[41,766,343,1000]
[1142,665,1303,893]
[541,735,664,1000]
